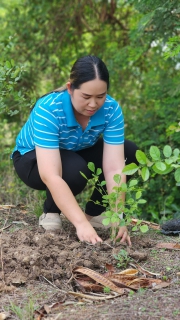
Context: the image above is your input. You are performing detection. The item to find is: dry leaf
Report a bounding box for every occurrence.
[129,263,161,277]
[68,291,120,300]
[131,218,160,230]
[156,242,180,250]
[73,267,125,295]
[127,278,162,289]
[116,269,138,276]
[152,282,171,291]
[75,279,104,292]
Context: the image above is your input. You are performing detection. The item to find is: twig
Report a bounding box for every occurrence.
[0,224,13,233]
[40,275,67,294]
[68,291,121,300]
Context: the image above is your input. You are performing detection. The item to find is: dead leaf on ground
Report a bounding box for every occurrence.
[129,263,162,277]
[156,242,180,250]
[152,282,171,291]
[131,218,160,230]
[73,266,125,295]
[116,268,138,276]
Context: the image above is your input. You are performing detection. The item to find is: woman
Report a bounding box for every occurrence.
[12,55,138,245]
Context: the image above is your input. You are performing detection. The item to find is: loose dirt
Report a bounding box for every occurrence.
[0,206,180,320]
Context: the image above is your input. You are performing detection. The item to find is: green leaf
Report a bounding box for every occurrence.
[155,162,166,171]
[120,182,127,192]
[113,174,121,184]
[122,163,139,175]
[111,216,119,223]
[173,148,180,157]
[140,225,149,233]
[100,181,106,186]
[136,150,148,165]
[102,218,111,226]
[165,158,174,165]
[150,146,161,161]
[132,226,138,231]
[152,164,173,175]
[174,168,180,182]
[138,199,147,204]
[11,59,15,67]
[96,168,102,175]
[141,167,150,181]
[163,145,172,158]
[104,210,113,218]
[129,179,138,187]
[80,171,88,180]
[136,191,142,199]
[88,162,95,172]
[6,60,11,68]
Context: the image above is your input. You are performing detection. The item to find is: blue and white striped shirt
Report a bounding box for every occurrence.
[12,90,124,155]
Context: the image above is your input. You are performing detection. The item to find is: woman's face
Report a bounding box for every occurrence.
[67,78,107,117]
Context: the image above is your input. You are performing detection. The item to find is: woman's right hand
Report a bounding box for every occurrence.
[76,220,103,244]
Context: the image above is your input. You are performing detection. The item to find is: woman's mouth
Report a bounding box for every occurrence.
[86,109,96,115]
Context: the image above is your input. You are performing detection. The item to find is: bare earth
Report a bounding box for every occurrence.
[0,206,180,320]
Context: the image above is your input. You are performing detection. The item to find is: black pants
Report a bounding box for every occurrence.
[12,138,138,216]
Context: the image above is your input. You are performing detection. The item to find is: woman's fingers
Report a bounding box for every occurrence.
[115,226,132,246]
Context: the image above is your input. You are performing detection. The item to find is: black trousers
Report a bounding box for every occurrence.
[12,138,138,216]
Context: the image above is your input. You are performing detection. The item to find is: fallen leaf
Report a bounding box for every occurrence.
[156,242,180,250]
[152,282,171,291]
[68,291,121,300]
[116,269,138,276]
[105,263,115,273]
[75,279,104,292]
[73,267,125,295]
[131,218,160,230]
[127,278,162,289]
[129,263,161,277]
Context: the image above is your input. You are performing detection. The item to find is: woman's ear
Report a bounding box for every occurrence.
[66,81,72,94]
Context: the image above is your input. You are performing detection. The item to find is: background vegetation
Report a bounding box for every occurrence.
[0,0,180,222]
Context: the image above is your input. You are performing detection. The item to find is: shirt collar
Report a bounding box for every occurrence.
[63,90,105,128]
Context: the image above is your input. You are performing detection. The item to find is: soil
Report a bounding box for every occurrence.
[0,206,180,320]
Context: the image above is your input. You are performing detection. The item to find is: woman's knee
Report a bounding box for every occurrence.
[60,149,91,194]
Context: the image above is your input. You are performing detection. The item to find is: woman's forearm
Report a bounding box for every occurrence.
[44,175,87,227]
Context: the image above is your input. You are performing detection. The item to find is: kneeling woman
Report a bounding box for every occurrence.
[12,55,138,246]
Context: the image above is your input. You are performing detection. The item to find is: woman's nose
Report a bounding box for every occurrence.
[88,98,97,108]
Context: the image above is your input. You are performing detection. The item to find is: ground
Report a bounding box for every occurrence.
[0,206,180,320]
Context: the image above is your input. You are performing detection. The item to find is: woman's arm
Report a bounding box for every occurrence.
[103,142,131,245]
[35,146,102,244]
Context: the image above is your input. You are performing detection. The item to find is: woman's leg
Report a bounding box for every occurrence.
[77,138,139,217]
[13,149,91,213]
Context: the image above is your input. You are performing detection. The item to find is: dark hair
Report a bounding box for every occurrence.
[69,55,109,90]
[31,56,109,112]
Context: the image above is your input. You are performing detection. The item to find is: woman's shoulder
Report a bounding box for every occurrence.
[34,90,69,112]
[104,94,121,110]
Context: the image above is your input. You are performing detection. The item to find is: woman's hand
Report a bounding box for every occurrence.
[115,226,131,246]
[76,220,103,244]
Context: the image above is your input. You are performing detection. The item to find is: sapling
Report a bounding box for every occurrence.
[80,162,147,240]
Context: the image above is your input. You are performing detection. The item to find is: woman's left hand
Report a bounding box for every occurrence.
[115,226,131,246]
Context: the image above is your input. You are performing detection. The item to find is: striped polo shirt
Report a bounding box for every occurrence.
[12,90,124,155]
